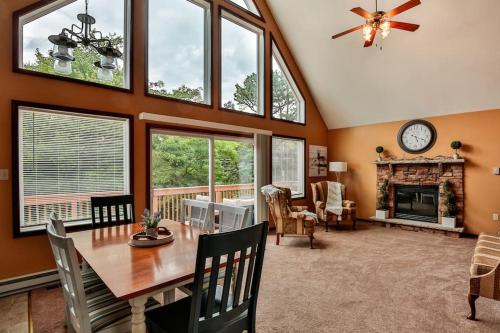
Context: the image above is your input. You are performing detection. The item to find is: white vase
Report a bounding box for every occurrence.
[376,210,389,219]
[442,217,456,228]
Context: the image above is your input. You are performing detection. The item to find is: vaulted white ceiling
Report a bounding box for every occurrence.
[267,0,500,129]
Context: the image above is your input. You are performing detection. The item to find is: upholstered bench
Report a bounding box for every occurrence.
[468,233,500,320]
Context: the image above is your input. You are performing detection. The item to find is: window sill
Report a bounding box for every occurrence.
[15,220,94,238]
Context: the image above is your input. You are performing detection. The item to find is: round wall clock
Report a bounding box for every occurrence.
[397,119,437,154]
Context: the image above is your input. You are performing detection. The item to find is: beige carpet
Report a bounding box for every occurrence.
[28,223,500,332]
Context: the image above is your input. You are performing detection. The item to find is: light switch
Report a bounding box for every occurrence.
[494,167,500,175]
[494,213,500,222]
[0,169,8,181]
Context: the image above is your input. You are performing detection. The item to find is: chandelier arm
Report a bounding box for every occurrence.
[62,28,83,43]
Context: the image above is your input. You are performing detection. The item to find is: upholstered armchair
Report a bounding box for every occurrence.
[265,187,316,249]
[468,233,500,320]
[311,181,356,231]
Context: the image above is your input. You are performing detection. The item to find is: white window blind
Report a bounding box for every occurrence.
[18,107,130,231]
[272,136,305,198]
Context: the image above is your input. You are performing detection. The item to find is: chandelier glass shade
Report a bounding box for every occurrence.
[47,0,122,82]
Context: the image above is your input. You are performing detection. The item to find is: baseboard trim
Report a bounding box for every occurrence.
[0,269,60,298]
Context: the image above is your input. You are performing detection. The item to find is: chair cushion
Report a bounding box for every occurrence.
[87,288,158,332]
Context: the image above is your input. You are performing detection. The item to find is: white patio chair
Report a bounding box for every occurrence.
[179,199,215,232]
[214,203,249,233]
[46,222,158,333]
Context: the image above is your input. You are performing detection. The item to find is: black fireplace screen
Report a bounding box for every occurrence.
[394,185,439,223]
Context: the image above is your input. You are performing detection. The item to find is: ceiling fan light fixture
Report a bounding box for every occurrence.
[362,24,373,41]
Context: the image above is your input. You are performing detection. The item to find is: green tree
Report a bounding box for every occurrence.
[24,33,125,88]
[148,81,204,103]
[229,71,299,120]
[272,69,298,121]
[233,73,258,113]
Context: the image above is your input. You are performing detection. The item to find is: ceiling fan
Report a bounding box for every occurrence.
[331,0,421,48]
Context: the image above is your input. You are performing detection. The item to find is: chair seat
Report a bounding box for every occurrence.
[87,288,159,332]
[146,285,234,333]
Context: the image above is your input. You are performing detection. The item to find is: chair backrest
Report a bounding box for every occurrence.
[311,181,346,203]
[91,194,134,228]
[49,211,66,237]
[188,221,269,333]
[180,199,215,232]
[266,187,292,227]
[46,223,91,333]
[214,204,249,233]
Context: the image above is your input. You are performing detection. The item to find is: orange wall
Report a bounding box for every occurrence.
[328,109,500,235]
[0,0,328,279]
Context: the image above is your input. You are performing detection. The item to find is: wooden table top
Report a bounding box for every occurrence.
[70,221,204,300]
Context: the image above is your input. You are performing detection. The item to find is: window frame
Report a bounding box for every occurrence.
[271,135,306,200]
[13,0,134,93]
[146,123,255,212]
[144,0,214,108]
[270,34,306,125]
[223,0,265,22]
[11,100,134,238]
[218,8,266,118]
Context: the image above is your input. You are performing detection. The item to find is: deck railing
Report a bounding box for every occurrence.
[22,183,269,227]
[152,184,254,221]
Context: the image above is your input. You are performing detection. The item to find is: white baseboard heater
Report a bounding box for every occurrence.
[0,269,60,298]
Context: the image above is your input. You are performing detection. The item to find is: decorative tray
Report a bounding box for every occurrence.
[128,227,174,248]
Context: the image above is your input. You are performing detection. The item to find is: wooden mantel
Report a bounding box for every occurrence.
[374,158,465,176]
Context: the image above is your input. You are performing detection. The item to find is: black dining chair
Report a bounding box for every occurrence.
[145,221,269,333]
[90,194,135,228]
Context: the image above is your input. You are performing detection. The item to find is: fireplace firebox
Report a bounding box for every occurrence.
[394,185,439,223]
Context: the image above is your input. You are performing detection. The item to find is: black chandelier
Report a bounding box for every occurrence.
[48,0,122,82]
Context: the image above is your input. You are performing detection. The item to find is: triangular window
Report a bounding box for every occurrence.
[227,0,262,17]
[272,41,305,124]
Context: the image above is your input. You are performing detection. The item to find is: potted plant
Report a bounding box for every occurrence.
[450,141,462,160]
[376,146,384,162]
[442,180,458,227]
[376,179,390,219]
[141,209,162,238]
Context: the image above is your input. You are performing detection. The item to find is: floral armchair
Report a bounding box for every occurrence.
[311,181,356,231]
[264,186,316,249]
[468,233,500,320]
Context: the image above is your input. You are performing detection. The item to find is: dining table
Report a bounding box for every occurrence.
[70,220,206,333]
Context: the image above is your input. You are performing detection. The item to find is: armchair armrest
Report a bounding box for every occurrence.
[342,200,356,208]
[315,201,325,210]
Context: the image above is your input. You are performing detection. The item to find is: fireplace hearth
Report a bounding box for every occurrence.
[394,185,439,223]
[373,158,465,229]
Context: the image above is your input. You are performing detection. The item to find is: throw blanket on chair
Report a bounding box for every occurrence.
[326,181,343,218]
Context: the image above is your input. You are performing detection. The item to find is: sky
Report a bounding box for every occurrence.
[22,0,260,109]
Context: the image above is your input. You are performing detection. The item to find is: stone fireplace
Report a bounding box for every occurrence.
[374,158,464,232]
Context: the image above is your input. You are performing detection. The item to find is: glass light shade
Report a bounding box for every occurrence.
[381,29,391,39]
[329,162,347,173]
[52,44,73,61]
[53,59,72,75]
[362,24,373,35]
[97,67,114,82]
[380,20,391,31]
[100,55,117,70]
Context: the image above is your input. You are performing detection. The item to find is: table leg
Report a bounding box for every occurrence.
[129,296,148,333]
[163,289,175,305]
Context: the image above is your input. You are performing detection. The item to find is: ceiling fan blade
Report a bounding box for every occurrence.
[350,7,373,19]
[390,21,420,31]
[386,0,421,18]
[364,29,377,48]
[332,25,364,39]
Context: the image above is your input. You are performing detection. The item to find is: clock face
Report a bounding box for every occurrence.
[398,120,436,154]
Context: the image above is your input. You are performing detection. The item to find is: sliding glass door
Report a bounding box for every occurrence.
[150,130,255,222]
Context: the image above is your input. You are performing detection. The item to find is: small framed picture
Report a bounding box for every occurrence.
[309,145,328,177]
